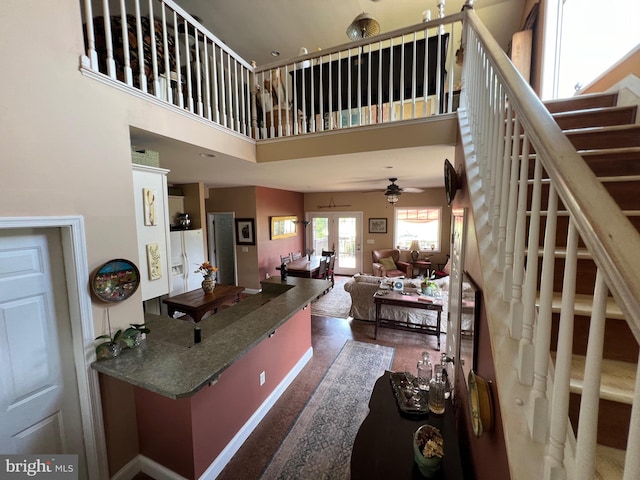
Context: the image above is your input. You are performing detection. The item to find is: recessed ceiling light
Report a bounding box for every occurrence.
[199,153,216,158]
[271,51,280,57]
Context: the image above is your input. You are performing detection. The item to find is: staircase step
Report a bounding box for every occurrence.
[552,106,638,130]
[525,148,640,178]
[541,292,624,319]
[564,125,640,150]
[544,92,618,114]
[596,445,625,480]
[567,354,635,404]
[580,147,640,177]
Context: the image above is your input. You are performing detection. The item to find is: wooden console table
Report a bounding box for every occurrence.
[374,290,443,350]
[351,371,464,479]
[162,284,244,322]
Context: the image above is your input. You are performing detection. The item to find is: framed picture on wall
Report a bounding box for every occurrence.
[369,218,387,234]
[235,218,256,245]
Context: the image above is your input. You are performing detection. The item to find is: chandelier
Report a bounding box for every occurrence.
[346,12,381,41]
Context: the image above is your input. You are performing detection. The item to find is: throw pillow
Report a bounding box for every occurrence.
[379,256,397,271]
[443,259,451,274]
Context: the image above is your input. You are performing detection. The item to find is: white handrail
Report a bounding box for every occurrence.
[461,7,640,479]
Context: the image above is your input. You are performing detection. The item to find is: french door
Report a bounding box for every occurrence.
[307,212,362,276]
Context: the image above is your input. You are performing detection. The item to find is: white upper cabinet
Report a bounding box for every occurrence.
[132,165,172,301]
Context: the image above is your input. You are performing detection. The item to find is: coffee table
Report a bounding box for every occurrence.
[162,284,245,322]
[373,289,443,350]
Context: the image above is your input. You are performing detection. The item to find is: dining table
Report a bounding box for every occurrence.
[276,255,321,278]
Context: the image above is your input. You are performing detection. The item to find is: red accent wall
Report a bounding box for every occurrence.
[452,130,510,479]
[134,306,312,479]
[255,187,305,280]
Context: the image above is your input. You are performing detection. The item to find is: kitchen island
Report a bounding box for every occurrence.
[93,276,330,479]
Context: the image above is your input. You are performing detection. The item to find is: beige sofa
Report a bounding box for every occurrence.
[343,275,448,328]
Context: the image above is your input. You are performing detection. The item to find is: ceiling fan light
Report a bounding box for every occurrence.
[346,12,381,41]
[386,193,400,204]
[384,177,402,204]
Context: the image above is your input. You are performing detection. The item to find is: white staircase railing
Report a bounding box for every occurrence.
[78,0,464,141]
[460,8,640,480]
[79,0,254,136]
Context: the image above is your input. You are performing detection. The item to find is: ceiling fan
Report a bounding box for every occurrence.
[357,178,424,195]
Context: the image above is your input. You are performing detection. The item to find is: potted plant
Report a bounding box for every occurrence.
[413,424,444,477]
[421,270,437,295]
[95,323,150,359]
[122,323,150,348]
[95,329,124,360]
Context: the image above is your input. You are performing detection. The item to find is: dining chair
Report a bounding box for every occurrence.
[314,257,328,279]
[291,251,302,260]
[321,250,335,257]
[280,253,292,264]
[326,254,336,288]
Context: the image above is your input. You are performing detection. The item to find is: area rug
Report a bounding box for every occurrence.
[310,275,351,318]
[259,340,395,480]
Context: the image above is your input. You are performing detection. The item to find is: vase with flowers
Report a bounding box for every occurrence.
[195,261,219,293]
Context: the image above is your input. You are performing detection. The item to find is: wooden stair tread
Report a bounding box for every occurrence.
[539,292,624,319]
[544,92,618,114]
[552,106,638,130]
[595,445,625,480]
[528,246,593,260]
[565,354,636,404]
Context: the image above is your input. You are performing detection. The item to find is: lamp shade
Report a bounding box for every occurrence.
[346,12,381,41]
[410,240,421,252]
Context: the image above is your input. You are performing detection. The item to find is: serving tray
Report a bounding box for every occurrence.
[389,371,429,417]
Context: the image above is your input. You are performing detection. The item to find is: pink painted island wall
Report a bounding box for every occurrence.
[133,306,312,479]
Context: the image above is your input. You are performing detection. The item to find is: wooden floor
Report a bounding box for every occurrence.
[132,307,445,479]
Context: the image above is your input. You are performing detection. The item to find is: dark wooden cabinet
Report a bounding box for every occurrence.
[351,371,464,479]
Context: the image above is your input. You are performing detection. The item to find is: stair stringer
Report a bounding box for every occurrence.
[457,107,582,480]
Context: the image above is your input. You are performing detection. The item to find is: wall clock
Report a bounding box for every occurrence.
[468,370,494,437]
[444,158,459,206]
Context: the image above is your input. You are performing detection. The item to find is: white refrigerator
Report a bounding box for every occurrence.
[170,229,206,296]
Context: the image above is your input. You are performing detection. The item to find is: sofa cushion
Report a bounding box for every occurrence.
[378,256,397,271]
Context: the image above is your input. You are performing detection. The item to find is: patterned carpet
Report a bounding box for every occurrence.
[259,340,395,479]
[310,275,351,319]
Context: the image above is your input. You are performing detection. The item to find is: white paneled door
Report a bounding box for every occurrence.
[307,212,363,276]
[0,229,87,476]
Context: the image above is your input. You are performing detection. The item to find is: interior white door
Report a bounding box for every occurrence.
[445,208,467,400]
[0,228,87,475]
[307,212,362,276]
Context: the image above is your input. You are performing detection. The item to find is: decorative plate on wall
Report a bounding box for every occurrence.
[91,258,140,303]
[468,370,494,437]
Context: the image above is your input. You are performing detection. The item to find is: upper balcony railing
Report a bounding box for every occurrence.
[79,0,464,141]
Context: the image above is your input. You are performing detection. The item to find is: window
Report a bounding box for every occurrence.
[394,207,441,251]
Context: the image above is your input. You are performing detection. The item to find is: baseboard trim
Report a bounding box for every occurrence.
[112,346,314,480]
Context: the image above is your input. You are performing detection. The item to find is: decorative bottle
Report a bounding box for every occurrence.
[280,262,288,282]
[428,365,446,414]
[421,351,433,390]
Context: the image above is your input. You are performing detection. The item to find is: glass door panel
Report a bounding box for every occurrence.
[308,212,362,276]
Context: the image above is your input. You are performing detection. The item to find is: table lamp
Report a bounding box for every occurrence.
[409,240,421,262]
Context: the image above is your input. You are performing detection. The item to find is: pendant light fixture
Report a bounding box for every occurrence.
[346,12,381,41]
[384,178,402,205]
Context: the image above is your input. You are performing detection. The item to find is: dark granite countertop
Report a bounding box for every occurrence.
[91,277,330,399]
